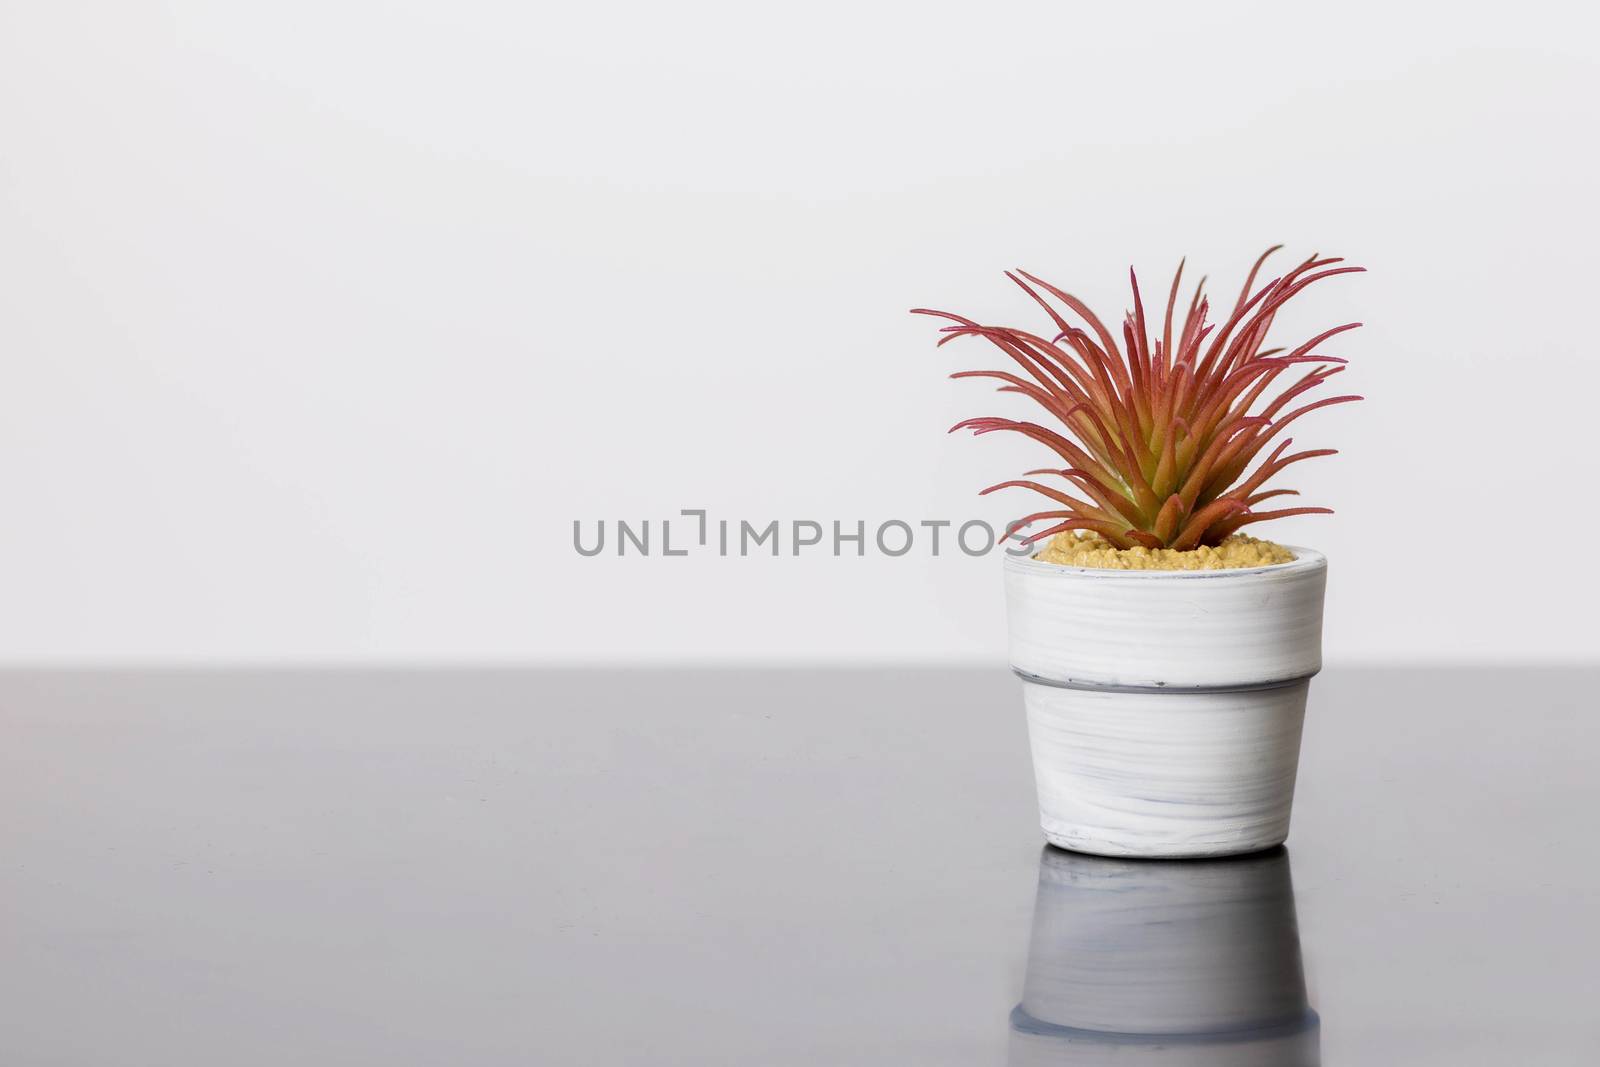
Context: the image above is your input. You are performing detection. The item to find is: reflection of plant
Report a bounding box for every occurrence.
[914,248,1362,550]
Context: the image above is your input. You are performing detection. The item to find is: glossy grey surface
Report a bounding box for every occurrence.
[1,667,1595,1064]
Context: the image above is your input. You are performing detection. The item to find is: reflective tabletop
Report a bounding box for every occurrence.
[2,667,1595,1064]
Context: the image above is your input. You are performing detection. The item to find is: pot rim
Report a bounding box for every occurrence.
[1004,544,1326,581]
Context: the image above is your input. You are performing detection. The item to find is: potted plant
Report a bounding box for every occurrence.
[915,248,1361,858]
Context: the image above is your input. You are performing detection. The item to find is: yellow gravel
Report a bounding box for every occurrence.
[1035,532,1296,571]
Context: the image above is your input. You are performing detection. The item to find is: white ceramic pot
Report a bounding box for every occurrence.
[1008,847,1318,1066]
[1005,547,1327,858]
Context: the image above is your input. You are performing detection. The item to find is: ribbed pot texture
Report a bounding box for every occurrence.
[1004,547,1327,859]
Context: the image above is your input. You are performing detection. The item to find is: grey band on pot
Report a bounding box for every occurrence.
[1012,667,1318,695]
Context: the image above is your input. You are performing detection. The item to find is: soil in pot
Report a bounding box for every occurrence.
[1035,532,1295,571]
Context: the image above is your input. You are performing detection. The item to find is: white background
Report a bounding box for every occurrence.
[2,1,1596,665]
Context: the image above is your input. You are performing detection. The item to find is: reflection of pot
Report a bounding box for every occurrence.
[1009,847,1319,1067]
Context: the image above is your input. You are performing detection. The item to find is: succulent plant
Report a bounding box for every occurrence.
[914,248,1362,550]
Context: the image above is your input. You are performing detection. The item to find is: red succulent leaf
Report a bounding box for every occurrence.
[920,249,1361,549]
